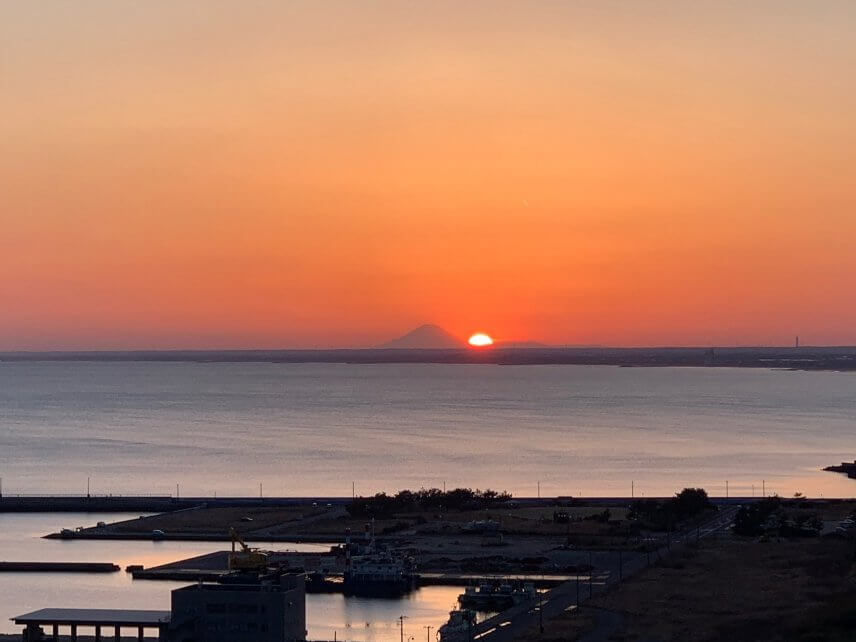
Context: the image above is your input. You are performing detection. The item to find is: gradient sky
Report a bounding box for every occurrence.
[2,2,855,349]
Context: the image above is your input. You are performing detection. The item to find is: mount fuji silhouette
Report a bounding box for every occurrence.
[379,324,466,349]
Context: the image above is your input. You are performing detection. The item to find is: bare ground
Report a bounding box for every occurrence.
[520,535,856,641]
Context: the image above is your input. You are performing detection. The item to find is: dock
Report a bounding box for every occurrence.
[419,573,570,588]
[128,550,572,591]
[130,552,232,582]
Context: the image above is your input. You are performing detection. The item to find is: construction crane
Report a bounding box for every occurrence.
[228,527,269,571]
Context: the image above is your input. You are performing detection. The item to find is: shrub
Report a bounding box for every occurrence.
[734,496,781,536]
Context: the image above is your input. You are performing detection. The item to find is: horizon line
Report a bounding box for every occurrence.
[1,344,854,355]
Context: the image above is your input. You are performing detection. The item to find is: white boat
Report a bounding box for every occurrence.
[343,550,416,595]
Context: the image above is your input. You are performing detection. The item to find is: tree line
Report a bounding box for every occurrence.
[346,487,512,518]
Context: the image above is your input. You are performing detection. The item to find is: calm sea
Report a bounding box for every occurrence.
[1,361,854,498]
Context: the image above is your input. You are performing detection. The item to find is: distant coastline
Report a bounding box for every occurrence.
[2,346,855,371]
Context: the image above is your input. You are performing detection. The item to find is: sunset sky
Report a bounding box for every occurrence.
[2,2,855,349]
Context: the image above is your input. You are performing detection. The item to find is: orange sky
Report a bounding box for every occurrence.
[2,2,855,349]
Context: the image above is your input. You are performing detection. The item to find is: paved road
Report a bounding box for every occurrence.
[470,506,739,642]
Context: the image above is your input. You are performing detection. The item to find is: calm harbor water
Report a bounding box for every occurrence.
[0,513,465,638]
[1,361,854,498]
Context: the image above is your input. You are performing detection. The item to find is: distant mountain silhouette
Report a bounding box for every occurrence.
[494,340,548,349]
[380,324,466,349]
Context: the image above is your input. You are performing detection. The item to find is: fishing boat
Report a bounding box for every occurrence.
[437,609,476,642]
[458,581,537,610]
[343,550,416,596]
[341,522,416,596]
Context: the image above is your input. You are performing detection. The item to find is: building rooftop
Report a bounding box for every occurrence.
[174,583,295,593]
[12,608,170,626]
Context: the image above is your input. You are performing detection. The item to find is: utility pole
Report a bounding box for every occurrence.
[589,550,593,597]
[87,477,90,498]
[176,483,179,499]
[631,480,634,499]
[352,481,355,500]
[259,483,263,498]
[424,625,432,642]
[762,480,765,497]
[537,481,540,499]
[399,615,407,642]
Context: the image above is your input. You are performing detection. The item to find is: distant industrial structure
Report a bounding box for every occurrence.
[13,573,306,642]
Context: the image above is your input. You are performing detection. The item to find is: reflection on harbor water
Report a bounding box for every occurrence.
[307,588,472,642]
[0,513,481,640]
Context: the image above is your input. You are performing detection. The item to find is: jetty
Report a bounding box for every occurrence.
[823,461,856,479]
[0,562,119,573]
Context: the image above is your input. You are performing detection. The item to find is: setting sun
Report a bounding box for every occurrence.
[468,333,494,347]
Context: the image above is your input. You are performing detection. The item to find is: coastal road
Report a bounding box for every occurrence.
[471,505,739,642]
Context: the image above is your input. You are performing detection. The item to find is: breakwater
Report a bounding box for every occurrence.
[3,494,765,518]
[0,562,119,573]
[0,496,350,513]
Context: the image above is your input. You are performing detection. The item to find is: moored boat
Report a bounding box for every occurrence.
[437,608,476,642]
[458,581,537,610]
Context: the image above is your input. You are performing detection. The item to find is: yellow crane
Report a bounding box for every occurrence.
[228,527,269,571]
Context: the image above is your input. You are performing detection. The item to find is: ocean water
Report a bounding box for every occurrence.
[0,361,854,498]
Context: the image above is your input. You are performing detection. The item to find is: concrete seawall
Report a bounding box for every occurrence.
[0,562,119,573]
[0,496,351,513]
[0,494,784,514]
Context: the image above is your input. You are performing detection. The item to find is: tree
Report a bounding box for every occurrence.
[673,488,712,519]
